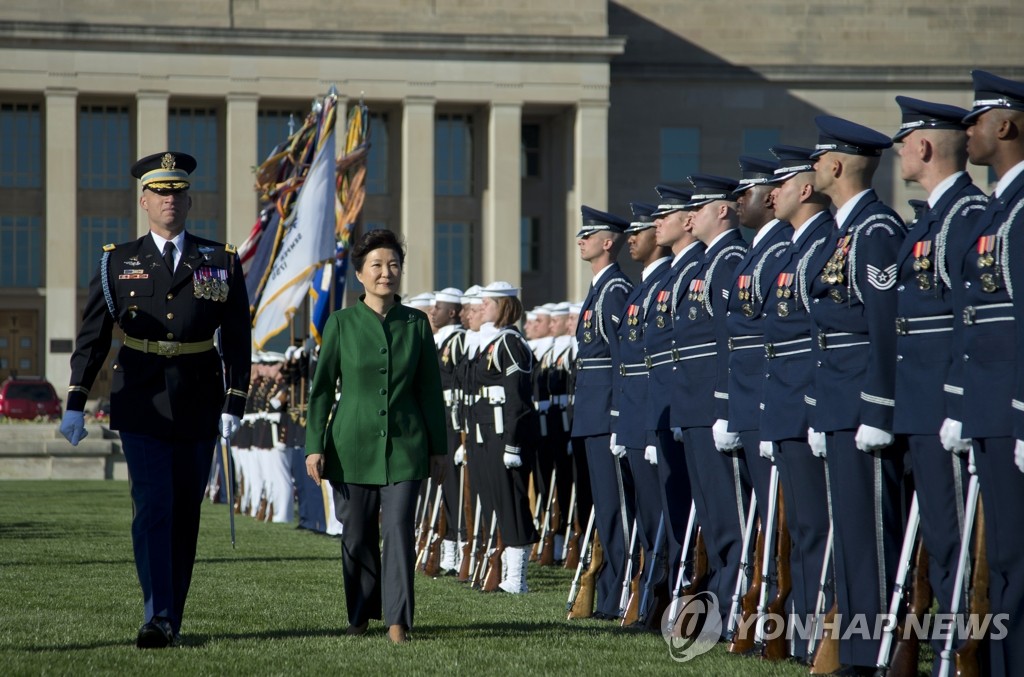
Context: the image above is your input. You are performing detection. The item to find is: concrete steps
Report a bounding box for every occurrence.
[0,423,125,480]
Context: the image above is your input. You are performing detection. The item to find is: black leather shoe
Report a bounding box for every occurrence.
[591,611,618,621]
[136,618,174,649]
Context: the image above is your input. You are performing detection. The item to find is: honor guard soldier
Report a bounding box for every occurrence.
[571,206,633,620]
[611,201,674,610]
[430,287,468,574]
[760,146,835,662]
[60,151,250,648]
[725,156,793,554]
[804,116,907,671]
[645,185,703,585]
[671,174,750,629]
[890,96,986,655]
[959,69,1024,676]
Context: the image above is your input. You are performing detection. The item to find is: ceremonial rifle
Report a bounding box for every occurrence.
[664,501,698,635]
[538,468,558,565]
[875,492,922,675]
[954,492,986,677]
[566,506,597,618]
[423,487,448,577]
[457,433,474,582]
[618,518,640,617]
[762,485,791,661]
[628,513,667,629]
[472,510,498,590]
[219,438,236,548]
[563,484,581,570]
[727,490,758,642]
[806,523,833,659]
[751,466,780,656]
[465,497,484,586]
[811,462,841,675]
[482,529,506,592]
[415,482,444,570]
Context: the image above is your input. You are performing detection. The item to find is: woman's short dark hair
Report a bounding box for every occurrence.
[351,228,406,272]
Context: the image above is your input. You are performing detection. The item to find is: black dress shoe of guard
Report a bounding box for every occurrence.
[136,618,174,649]
[592,611,618,621]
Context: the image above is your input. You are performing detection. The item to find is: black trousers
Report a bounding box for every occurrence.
[654,429,691,588]
[478,422,538,547]
[333,479,422,629]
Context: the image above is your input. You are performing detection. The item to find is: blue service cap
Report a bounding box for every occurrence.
[810,115,893,159]
[768,145,817,183]
[685,174,740,208]
[652,184,694,216]
[734,155,780,194]
[130,151,197,191]
[577,205,629,238]
[625,202,658,233]
[963,69,1024,124]
[892,96,970,141]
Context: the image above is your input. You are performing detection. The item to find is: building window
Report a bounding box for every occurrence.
[435,222,471,289]
[170,106,222,240]
[0,216,42,287]
[0,103,42,189]
[742,128,780,158]
[366,113,389,195]
[78,106,132,190]
[170,107,218,191]
[258,108,305,164]
[435,114,473,196]
[521,216,540,272]
[660,128,699,183]
[521,124,541,178]
[78,217,132,287]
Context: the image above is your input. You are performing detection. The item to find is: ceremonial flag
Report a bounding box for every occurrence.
[252,115,337,349]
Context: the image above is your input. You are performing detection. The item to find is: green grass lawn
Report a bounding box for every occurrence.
[0,480,818,676]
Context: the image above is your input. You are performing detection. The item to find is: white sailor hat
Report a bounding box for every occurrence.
[433,287,463,304]
[479,281,520,298]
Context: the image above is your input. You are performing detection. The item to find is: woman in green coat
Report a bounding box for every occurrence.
[305,229,447,644]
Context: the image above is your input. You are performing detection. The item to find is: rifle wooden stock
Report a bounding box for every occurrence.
[762,488,791,661]
[954,497,987,677]
[886,537,930,677]
[620,551,645,627]
[729,524,764,654]
[564,516,582,571]
[482,532,505,592]
[415,480,433,556]
[471,509,495,590]
[682,528,708,598]
[423,505,447,577]
[809,602,840,675]
[457,439,474,582]
[539,490,560,566]
[568,532,603,619]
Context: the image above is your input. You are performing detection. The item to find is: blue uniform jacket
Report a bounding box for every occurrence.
[643,243,706,432]
[571,263,633,437]
[670,230,748,429]
[760,212,835,441]
[612,258,673,448]
[723,220,793,433]
[894,173,986,435]
[805,191,906,432]
[956,171,1024,438]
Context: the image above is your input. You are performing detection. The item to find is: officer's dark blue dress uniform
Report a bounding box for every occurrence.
[960,69,1024,677]
[725,156,793,541]
[612,202,674,594]
[66,152,250,645]
[670,175,749,624]
[644,185,702,585]
[890,96,987,656]
[804,117,907,668]
[571,206,634,618]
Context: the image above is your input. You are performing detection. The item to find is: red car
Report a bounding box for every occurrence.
[0,377,62,421]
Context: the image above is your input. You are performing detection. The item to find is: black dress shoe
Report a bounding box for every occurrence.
[591,611,618,621]
[136,618,174,649]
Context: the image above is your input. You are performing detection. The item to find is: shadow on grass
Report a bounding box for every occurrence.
[23,620,626,652]
[0,521,68,540]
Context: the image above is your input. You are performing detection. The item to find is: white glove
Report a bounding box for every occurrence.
[269,396,282,410]
[453,444,466,466]
[759,441,775,462]
[808,427,827,458]
[284,345,297,361]
[59,410,88,446]
[671,427,684,443]
[503,452,522,469]
[644,444,658,465]
[220,413,241,440]
[609,433,618,451]
[939,418,973,455]
[610,434,627,458]
[1015,440,1024,474]
[855,424,894,452]
[713,419,742,452]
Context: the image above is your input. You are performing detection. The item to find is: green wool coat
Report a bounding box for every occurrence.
[306,299,447,485]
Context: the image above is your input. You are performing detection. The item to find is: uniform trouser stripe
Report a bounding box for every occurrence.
[584,434,634,616]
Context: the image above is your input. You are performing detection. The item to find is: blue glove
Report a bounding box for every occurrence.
[60,410,88,446]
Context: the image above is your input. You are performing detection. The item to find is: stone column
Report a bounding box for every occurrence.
[135,91,169,236]
[44,88,78,390]
[567,100,609,301]
[225,93,259,247]
[400,96,435,295]
[482,102,522,285]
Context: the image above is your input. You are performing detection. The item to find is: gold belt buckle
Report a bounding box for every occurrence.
[156,340,182,356]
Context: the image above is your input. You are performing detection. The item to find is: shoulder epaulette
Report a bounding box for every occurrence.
[102,243,116,252]
[225,243,237,254]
